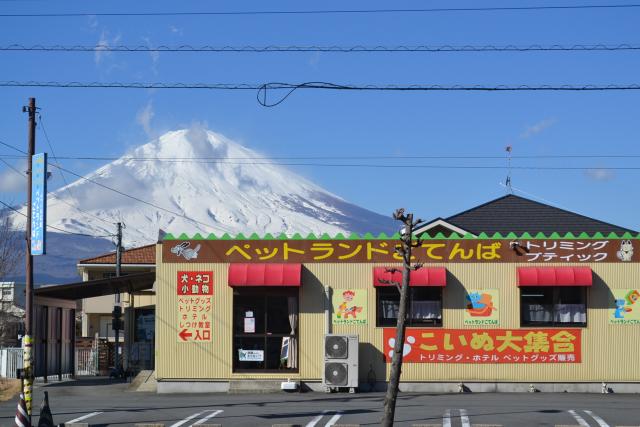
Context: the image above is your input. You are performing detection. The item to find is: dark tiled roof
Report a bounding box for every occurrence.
[78,244,156,265]
[441,194,635,235]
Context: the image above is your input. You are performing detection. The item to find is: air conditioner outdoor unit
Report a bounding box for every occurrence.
[323,334,359,393]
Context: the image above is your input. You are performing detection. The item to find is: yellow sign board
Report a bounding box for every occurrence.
[333,289,367,325]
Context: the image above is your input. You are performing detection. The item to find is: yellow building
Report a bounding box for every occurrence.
[155,231,640,393]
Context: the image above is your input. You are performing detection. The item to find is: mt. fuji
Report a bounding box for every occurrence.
[13,127,395,249]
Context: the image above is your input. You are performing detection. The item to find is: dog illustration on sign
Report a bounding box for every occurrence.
[616,240,634,262]
[465,292,496,317]
[171,242,201,260]
[336,290,363,319]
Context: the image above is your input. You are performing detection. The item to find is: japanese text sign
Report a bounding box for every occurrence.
[164,239,635,264]
[383,328,581,363]
[610,289,640,325]
[177,271,213,295]
[31,153,47,255]
[177,271,213,342]
[464,290,499,326]
[332,289,367,325]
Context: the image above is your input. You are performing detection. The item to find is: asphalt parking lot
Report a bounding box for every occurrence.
[0,379,638,427]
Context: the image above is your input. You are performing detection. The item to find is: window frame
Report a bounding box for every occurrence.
[376,286,443,328]
[519,286,588,328]
[232,287,299,373]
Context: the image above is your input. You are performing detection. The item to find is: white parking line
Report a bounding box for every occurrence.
[306,410,330,427]
[443,409,452,427]
[170,411,205,427]
[192,410,224,426]
[325,411,343,426]
[568,410,591,427]
[66,411,103,424]
[459,409,471,427]
[584,410,610,427]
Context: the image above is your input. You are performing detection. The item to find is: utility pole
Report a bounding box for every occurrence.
[23,97,36,419]
[113,222,123,376]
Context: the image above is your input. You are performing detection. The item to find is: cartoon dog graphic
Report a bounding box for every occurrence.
[617,240,634,262]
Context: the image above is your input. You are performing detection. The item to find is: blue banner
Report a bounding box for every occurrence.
[31,153,47,255]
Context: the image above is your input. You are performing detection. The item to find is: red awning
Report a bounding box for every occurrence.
[517,267,592,287]
[228,264,301,287]
[373,267,446,287]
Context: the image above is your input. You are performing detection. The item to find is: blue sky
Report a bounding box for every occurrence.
[1,1,639,231]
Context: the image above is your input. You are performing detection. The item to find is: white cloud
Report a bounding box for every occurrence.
[586,168,615,181]
[308,52,321,68]
[94,30,121,66]
[169,25,183,35]
[142,37,160,74]
[0,164,25,192]
[87,15,98,30]
[136,100,155,136]
[520,118,557,139]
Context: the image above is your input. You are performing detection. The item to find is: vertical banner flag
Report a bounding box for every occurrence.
[31,153,47,255]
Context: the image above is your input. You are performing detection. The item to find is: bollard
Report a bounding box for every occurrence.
[528,384,536,393]
[457,382,465,393]
[601,382,609,394]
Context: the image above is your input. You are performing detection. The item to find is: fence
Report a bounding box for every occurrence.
[75,347,98,376]
[0,347,23,378]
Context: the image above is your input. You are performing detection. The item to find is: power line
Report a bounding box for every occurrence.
[2,4,640,17]
[0,139,27,154]
[5,153,640,162]
[2,81,639,91]
[0,199,115,238]
[3,43,640,53]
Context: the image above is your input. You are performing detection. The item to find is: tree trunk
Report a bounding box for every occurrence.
[381,213,414,426]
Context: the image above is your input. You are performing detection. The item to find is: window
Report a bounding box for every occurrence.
[232,288,298,372]
[520,286,587,327]
[376,287,442,327]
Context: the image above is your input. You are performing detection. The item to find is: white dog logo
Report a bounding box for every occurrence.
[617,240,634,262]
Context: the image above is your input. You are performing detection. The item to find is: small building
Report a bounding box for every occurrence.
[152,195,640,393]
[76,245,156,370]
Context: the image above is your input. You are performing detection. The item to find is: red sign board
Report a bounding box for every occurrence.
[177,271,213,342]
[177,271,213,295]
[383,328,581,363]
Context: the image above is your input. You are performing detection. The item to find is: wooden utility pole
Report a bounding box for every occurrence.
[23,97,36,418]
[381,209,423,427]
[113,222,122,375]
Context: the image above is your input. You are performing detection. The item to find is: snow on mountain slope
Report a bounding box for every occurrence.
[13,127,395,247]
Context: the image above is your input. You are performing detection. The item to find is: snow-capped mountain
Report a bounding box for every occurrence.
[12,127,395,247]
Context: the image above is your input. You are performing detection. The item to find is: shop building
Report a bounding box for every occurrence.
[153,195,640,393]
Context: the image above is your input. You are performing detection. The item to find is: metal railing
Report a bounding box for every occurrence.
[0,347,23,378]
[75,347,99,376]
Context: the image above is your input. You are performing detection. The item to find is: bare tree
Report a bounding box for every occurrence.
[0,207,24,347]
[381,209,423,427]
[0,208,22,281]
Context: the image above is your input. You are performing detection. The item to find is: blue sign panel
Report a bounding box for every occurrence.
[31,153,47,255]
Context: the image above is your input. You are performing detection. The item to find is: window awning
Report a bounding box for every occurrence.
[373,267,446,287]
[33,272,156,300]
[517,267,593,287]
[228,264,302,287]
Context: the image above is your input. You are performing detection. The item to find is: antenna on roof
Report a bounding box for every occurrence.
[505,145,513,194]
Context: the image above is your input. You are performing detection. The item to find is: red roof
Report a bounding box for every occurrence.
[517,267,592,287]
[373,267,447,287]
[78,244,156,265]
[228,264,302,287]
